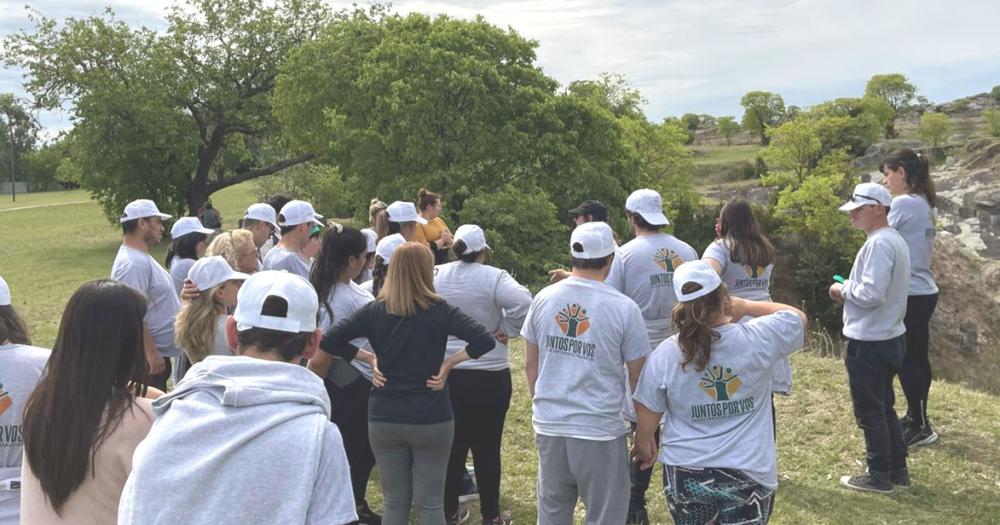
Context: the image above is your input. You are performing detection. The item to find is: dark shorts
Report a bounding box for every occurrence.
[663,465,775,525]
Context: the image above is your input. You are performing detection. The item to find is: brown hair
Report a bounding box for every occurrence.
[451,239,486,263]
[719,200,775,268]
[417,188,441,212]
[378,242,443,316]
[881,148,936,208]
[627,211,664,232]
[672,282,727,372]
[0,304,31,345]
[369,199,389,240]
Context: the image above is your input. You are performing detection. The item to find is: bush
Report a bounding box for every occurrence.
[984,109,1000,138]
[252,164,358,221]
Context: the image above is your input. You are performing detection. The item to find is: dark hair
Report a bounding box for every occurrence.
[880,148,936,208]
[267,194,292,215]
[627,211,663,232]
[122,218,139,235]
[0,304,31,345]
[719,200,775,268]
[22,280,149,515]
[451,240,486,263]
[371,255,389,297]
[387,221,402,236]
[417,188,441,211]
[672,282,727,372]
[236,296,313,361]
[311,227,368,321]
[570,252,613,270]
[165,232,208,269]
[279,219,300,236]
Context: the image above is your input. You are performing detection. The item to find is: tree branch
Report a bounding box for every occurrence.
[206,153,316,193]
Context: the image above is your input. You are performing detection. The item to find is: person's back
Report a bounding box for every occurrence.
[0,343,48,525]
[262,245,312,279]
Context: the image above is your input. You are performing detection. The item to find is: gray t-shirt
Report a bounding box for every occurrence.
[210,315,232,358]
[841,227,910,341]
[319,281,375,380]
[633,309,804,489]
[0,343,50,525]
[169,258,196,298]
[521,276,651,440]
[888,194,938,296]
[262,246,312,280]
[111,245,183,357]
[435,262,532,372]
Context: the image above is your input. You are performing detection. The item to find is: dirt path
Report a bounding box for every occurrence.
[0,200,90,213]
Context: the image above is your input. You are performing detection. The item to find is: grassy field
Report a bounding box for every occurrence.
[2,189,999,524]
[690,144,764,166]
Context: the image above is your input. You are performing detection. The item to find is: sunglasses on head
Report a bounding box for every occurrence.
[851,194,881,204]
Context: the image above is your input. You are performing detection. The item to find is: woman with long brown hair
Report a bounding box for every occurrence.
[20,280,157,524]
[413,189,454,264]
[318,242,495,525]
[633,261,806,525]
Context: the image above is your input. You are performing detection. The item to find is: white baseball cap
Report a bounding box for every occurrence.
[570,221,616,259]
[120,199,172,223]
[454,224,490,255]
[188,256,250,291]
[0,275,11,306]
[170,217,214,239]
[673,260,723,302]
[386,201,427,224]
[278,200,324,227]
[376,233,406,265]
[839,182,893,211]
[361,228,377,253]
[244,203,280,231]
[234,271,318,333]
[626,189,669,226]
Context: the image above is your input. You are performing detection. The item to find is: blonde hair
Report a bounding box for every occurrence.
[378,242,442,316]
[175,284,226,364]
[206,229,256,271]
[369,199,389,240]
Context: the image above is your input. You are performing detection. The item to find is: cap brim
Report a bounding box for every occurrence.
[415,216,428,225]
[839,201,864,211]
[640,211,669,226]
[229,271,251,281]
[157,213,172,220]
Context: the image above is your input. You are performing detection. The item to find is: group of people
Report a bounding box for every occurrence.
[0,148,939,525]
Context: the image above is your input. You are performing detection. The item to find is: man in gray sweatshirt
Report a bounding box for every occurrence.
[118,271,358,524]
[829,182,911,494]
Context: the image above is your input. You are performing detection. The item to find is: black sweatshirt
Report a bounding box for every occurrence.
[320,299,495,424]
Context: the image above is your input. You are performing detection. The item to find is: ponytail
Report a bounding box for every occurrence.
[881,148,936,208]
[672,282,727,372]
[417,188,440,212]
[371,255,389,297]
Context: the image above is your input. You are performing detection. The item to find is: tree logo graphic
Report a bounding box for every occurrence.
[555,304,590,338]
[743,264,769,279]
[653,248,683,271]
[699,365,742,401]
[0,383,11,417]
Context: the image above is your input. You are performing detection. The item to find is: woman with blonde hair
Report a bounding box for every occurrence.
[370,199,389,240]
[319,242,495,525]
[205,229,258,274]
[174,257,248,373]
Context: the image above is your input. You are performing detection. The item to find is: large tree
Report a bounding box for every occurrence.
[4,0,330,220]
[716,116,740,145]
[740,91,785,145]
[864,73,917,138]
[0,94,40,200]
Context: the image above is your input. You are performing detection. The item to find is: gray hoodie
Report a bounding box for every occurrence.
[118,356,357,525]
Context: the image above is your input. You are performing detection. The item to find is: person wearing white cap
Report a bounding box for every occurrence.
[112,199,181,391]
[0,275,50,524]
[119,271,360,525]
[360,233,406,297]
[242,203,280,262]
[262,199,324,279]
[354,228,378,284]
[632,260,806,525]
[521,221,651,525]
[385,200,426,242]
[829,182,912,494]
[166,217,215,297]
[174,256,249,373]
[434,225,531,525]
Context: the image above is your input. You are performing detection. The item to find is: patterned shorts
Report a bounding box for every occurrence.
[663,466,775,525]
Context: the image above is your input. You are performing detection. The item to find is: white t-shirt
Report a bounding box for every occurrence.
[319,281,376,380]
[169,258,196,298]
[521,276,651,440]
[0,344,49,525]
[841,227,910,341]
[633,309,804,489]
[434,262,532,371]
[111,245,183,357]
[888,194,938,296]
[262,246,312,280]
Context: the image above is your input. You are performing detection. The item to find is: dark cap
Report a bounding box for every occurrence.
[568,200,608,222]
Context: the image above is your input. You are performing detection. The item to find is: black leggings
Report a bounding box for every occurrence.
[325,375,376,506]
[444,368,512,519]
[899,293,938,427]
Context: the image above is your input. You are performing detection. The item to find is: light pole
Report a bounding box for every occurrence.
[7,121,15,203]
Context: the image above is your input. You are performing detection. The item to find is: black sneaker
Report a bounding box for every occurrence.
[839,472,894,493]
[447,507,471,525]
[626,506,649,525]
[356,502,382,525]
[459,467,479,503]
[904,423,938,447]
[890,468,911,488]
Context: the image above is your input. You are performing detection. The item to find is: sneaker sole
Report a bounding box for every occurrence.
[908,431,938,447]
[839,476,894,494]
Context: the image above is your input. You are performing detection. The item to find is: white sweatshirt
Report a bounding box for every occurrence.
[841,227,911,341]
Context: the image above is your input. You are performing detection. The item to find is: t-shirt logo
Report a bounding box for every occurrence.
[0,383,12,417]
[555,304,590,338]
[653,248,683,271]
[699,365,742,401]
[743,264,768,279]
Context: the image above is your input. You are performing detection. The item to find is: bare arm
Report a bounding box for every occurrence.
[626,356,647,394]
[143,324,165,375]
[632,401,663,470]
[525,341,539,398]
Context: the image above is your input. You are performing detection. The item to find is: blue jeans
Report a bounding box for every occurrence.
[844,336,908,473]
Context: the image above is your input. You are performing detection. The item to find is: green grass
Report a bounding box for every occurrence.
[690,144,764,166]
[2,189,999,524]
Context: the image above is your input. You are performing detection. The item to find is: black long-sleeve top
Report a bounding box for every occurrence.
[320,299,496,424]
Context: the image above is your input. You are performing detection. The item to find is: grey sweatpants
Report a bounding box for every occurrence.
[369,420,454,525]
[535,434,630,525]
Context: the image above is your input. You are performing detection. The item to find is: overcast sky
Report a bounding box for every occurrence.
[3,0,1000,136]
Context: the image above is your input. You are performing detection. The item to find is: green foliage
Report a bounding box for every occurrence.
[806,97,887,157]
[0,94,41,191]
[864,73,917,137]
[252,164,355,220]
[680,113,700,144]
[992,85,1000,104]
[740,91,785,145]
[565,73,646,119]
[983,109,1000,138]
[4,0,329,221]
[716,116,740,145]
[919,112,953,152]
[762,117,821,185]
